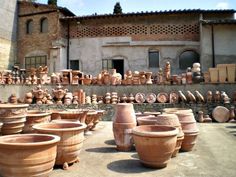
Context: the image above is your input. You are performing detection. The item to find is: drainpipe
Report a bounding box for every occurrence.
[211,24,215,67]
[66,20,70,69]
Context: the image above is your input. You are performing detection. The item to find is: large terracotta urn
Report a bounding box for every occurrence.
[0,104,29,135]
[33,122,86,170]
[0,134,60,177]
[113,103,137,151]
[23,110,51,133]
[132,125,178,168]
[156,114,184,157]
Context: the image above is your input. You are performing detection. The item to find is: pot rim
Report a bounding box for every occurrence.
[0,134,60,146]
[27,111,52,117]
[0,104,29,109]
[59,111,84,115]
[132,125,178,137]
[183,129,199,134]
[33,122,86,132]
[157,113,178,118]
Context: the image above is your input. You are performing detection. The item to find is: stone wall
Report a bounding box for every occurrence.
[0,0,17,70]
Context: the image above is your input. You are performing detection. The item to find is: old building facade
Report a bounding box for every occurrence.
[3,1,236,75]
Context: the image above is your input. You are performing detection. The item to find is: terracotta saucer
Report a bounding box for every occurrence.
[157,92,169,103]
[135,93,146,103]
[146,93,157,103]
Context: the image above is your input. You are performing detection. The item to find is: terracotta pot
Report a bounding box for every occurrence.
[23,110,51,133]
[91,110,105,130]
[0,134,60,177]
[156,114,184,157]
[0,104,29,135]
[132,125,178,168]
[163,108,192,114]
[137,115,157,125]
[85,111,97,134]
[226,64,236,83]
[217,64,227,83]
[143,111,161,117]
[212,106,230,123]
[50,109,63,120]
[175,112,198,132]
[209,68,219,83]
[181,130,199,152]
[59,110,88,123]
[52,119,80,123]
[33,122,86,169]
[113,103,137,151]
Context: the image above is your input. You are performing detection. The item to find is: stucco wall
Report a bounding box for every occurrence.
[0,0,17,70]
[69,37,199,75]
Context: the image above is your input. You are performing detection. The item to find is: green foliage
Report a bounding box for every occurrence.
[48,0,57,6]
[113,2,122,14]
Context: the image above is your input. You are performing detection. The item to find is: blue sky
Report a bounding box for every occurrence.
[36,0,236,16]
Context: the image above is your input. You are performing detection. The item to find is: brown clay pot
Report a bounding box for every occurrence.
[0,134,60,177]
[175,112,198,132]
[143,111,161,117]
[33,122,86,170]
[50,109,63,120]
[156,114,184,157]
[91,110,105,130]
[52,119,80,123]
[59,110,88,123]
[0,104,29,135]
[113,103,137,151]
[132,125,178,168]
[181,130,199,152]
[163,108,192,114]
[137,115,157,125]
[23,110,51,133]
[85,111,97,134]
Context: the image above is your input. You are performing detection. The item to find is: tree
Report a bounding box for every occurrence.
[48,0,57,6]
[113,2,122,14]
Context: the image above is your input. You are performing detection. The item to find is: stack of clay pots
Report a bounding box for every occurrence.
[192,63,203,83]
[105,93,111,104]
[111,92,118,104]
[132,71,140,85]
[91,94,97,104]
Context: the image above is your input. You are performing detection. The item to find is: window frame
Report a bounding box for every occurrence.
[25,55,47,69]
[148,50,160,68]
[26,19,33,34]
[40,17,48,33]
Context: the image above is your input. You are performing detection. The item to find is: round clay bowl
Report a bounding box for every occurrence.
[137,116,157,125]
[212,106,230,123]
[181,130,199,152]
[132,125,178,168]
[49,110,64,120]
[24,111,51,133]
[33,122,86,167]
[163,108,192,114]
[0,134,60,177]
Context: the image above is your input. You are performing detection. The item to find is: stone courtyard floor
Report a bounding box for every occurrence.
[51,121,236,177]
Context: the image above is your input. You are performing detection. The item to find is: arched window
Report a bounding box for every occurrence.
[40,18,48,33]
[179,50,199,70]
[26,19,33,34]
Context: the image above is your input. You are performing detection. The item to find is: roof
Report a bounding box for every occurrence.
[18,1,75,16]
[60,9,236,20]
[201,19,236,25]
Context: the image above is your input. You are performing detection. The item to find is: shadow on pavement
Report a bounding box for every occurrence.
[85,147,118,153]
[107,159,157,173]
[104,139,116,145]
[131,153,139,159]
[225,125,236,129]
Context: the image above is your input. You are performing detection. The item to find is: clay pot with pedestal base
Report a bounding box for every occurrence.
[132,125,178,168]
[113,103,137,151]
[0,134,60,177]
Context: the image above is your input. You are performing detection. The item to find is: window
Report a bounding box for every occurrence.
[148,50,159,68]
[179,50,199,70]
[40,18,48,33]
[102,59,113,70]
[70,60,80,70]
[26,19,33,34]
[25,56,47,69]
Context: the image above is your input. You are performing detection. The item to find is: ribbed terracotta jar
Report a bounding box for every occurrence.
[156,114,184,157]
[132,125,178,168]
[0,104,29,135]
[23,110,51,133]
[181,130,199,152]
[113,103,137,151]
[33,122,86,170]
[0,134,60,177]
[137,115,157,125]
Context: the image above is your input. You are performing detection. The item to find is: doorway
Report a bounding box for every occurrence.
[112,59,124,78]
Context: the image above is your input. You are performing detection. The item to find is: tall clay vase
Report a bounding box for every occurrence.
[175,112,199,151]
[113,103,137,151]
[33,122,86,170]
[0,134,60,177]
[132,125,178,168]
[23,110,51,133]
[0,104,29,135]
[156,114,184,157]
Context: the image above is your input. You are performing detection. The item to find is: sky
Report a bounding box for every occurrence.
[36,0,236,16]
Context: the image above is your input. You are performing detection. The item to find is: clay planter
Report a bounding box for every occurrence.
[226,64,236,83]
[181,130,199,152]
[0,104,29,135]
[50,109,63,120]
[163,108,192,114]
[113,103,137,151]
[175,112,198,132]
[217,64,227,83]
[137,115,157,125]
[0,134,60,177]
[156,114,184,157]
[132,125,178,168]
[209,68,219,83]
[33,122,86,170]
[59,110,88,123]
[91,110,105,130]
[85,111,97,134]
[143,111,161,117]
[23,110,51,133]
[52,119,80,123]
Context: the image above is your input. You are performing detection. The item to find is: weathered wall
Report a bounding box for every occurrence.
[0,0,17,70]
[201,24,236,71]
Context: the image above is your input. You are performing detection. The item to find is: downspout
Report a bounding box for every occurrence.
[66,19,70,69]
[211,24,215,67]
